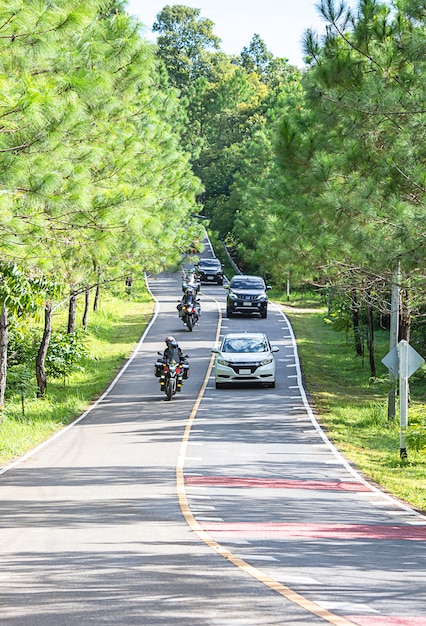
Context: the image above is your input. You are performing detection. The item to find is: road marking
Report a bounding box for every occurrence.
[185,476,370,492]
[200,522,426,540]
[237,554,278,562]
[345,617,426,624]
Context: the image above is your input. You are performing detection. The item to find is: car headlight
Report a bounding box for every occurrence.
[260,357,273,365]
[217,358,230,366]
[229,292,238,301]
[256,294,267,301]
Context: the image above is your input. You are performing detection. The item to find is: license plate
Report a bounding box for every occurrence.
[239,369,251,375]
[207,276,214,280]
[242,302,251,306]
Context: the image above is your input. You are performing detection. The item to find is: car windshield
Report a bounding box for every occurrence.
[200,260,219,267]
[231,279,264,290]
[222,337,269,353]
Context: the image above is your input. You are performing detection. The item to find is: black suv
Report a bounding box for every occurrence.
[196,258,224,285]
[226,275,270,318]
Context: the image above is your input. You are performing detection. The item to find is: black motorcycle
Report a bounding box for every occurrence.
[180,300,200,331]
[155,353,189,400]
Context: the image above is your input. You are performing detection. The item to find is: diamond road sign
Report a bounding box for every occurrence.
[382,341,424,378]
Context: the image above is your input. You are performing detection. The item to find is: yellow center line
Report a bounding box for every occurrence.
[175,297,357,626]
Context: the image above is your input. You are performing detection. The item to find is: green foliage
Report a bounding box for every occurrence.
[153,4,221,91]
[405,406,426,452]
[7,322,93,392]
[45,329,92,382]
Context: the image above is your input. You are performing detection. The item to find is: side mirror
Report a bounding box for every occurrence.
[157,351,163,356]
[211,348,220,354]
[223,284,229,289]
[271,346,280,353]
[266,285,272,290]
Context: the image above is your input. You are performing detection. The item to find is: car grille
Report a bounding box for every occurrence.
[230,362,259,373]
[238,295,260,301]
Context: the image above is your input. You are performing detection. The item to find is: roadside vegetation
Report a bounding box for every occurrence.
[273,290,426,513]
[0,281,154,465]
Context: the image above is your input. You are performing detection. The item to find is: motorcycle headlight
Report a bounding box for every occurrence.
[260,357,273,365]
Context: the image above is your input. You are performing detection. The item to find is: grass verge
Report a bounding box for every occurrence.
[279,302,426,513]
[0,285,154,466]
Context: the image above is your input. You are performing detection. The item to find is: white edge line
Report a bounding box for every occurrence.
[272,302,426,521]
[0,274,160,477]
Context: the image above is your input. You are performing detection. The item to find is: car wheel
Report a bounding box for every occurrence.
[226,307,233,318]
[260,309,267,319]
[269,381,276,388]
[216,382,226,389]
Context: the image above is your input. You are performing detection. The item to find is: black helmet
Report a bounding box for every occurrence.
[165,336,178,347]
[185,288,194,296]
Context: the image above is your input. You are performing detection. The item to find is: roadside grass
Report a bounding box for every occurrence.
[0,283,154,466]
[277,300,426,512]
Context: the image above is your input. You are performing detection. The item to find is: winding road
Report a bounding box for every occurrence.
[0,249,425,625]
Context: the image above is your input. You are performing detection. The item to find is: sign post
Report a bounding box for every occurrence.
[397,340,408,459]
[382,340,424,459]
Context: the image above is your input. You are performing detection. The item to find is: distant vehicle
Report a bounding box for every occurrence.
[212,332,279,389]
[225,275,270,318]
[196,258,224,285]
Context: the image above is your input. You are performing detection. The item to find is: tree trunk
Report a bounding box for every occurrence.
[351,290,363,357]
[68,289,77,334]
[82,286,89,329]
[93,282,100,311]
[125,275,133,295]
[367,299,376,377]
[36,302,52,398]
[0,303,8,408]
[399,290,411,342]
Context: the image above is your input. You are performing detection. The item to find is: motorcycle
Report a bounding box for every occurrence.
[155,353,189,400]
[179,300,200,331]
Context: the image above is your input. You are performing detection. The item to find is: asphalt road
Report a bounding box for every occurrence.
[0,252,425,625]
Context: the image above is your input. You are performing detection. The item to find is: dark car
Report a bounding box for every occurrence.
[226,275,271,318]
[197,258,224,285]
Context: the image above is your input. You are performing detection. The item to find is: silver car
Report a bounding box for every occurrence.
[212,332,279,389]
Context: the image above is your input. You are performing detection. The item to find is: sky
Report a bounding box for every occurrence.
[124,0,346,67]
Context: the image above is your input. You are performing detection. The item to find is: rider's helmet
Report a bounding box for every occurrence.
[185,288,194,296]
[165,335,178,348]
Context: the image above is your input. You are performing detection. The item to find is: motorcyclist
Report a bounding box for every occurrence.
[182,267,200,294]
[163,335,184,363]
[155,336,189,379]
[177,288,201,319]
